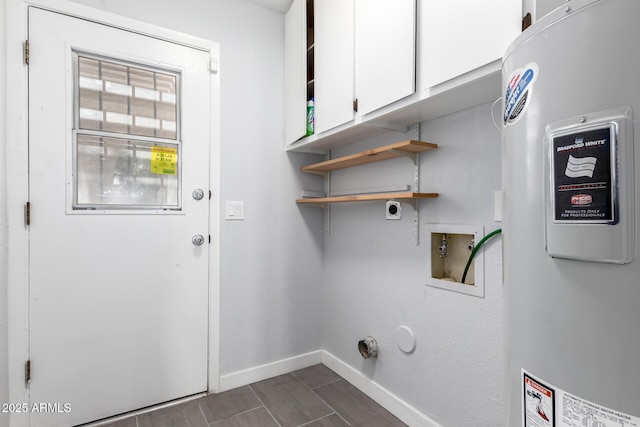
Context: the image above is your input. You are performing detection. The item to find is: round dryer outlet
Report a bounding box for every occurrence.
[386,201,401,220]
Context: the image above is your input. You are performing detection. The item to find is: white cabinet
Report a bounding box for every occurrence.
[314,0,354,134]
[286,0,522,153]
[286,0,416,143]
[418,0,521,89]
[355,0,416,115]
[284,0,308,144]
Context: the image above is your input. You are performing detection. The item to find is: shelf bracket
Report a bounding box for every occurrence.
[299,203,328,210]
[413,123,421,245]
[325,152,332,237]
[398,198,417,210]
[325,204,331,237]
[413,123,421,191]
[304,170,329,178]
[389,197,419,245]
[414,201,420,245]
[414,152,420,192]
[388,149,418,166]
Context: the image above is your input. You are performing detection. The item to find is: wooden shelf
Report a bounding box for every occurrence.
[301,139,437,175]
[296,191,438,205]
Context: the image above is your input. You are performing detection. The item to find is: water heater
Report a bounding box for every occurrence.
[502,0,640,425]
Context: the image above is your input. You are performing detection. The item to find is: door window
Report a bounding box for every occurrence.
[73,53,181,210]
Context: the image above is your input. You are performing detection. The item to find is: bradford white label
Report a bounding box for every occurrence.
[551,125,616,223]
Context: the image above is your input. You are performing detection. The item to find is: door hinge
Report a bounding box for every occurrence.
[24,40,30,65]
[353,98,358,112]
[25,360,31,385]
[25,202,31,226]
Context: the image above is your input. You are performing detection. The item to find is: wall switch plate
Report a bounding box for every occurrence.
[225,201,244,220]
[386,201,401,220]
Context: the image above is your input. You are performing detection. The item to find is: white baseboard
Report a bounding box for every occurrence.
[218,350,441,427]
[218,350,323,392]
[321,351,443,427]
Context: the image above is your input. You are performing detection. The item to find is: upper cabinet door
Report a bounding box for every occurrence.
[419,0,522,89]
[315,0,355,134]
[284,0,307,144]
[355,0,416,116]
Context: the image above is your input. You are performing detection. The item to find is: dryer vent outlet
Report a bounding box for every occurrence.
[358,336,378,359]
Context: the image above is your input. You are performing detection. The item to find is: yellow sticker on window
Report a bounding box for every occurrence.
[150,146,177,175]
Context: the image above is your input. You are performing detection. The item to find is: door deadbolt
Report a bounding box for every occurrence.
[192,189,205,201]
[192,234,205,246]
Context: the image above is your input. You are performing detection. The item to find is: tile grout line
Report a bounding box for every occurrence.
[194,402,209,427]
[300,378,352,427]
[316,380,408,427]
[296,412,339,427]
[290,370,343,389]
[198,404,208,426]
[248,384,283,427]
[199,396,264,426]
[289,368,344,391]
[206,406,267,427]
[298,366,407,427]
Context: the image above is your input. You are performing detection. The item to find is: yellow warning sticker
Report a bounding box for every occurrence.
[150,146,177,175]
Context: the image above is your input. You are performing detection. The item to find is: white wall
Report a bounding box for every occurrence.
[323,102,504,426]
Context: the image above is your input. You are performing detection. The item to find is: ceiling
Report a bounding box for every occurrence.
[245,0,294,13]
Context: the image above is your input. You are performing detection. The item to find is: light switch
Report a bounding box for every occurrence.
[225,201,244,220]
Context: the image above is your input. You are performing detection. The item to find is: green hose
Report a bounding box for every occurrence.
[461,229,502,284]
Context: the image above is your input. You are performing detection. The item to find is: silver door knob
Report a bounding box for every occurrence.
[192,189,205,200]
[192,234,205,246]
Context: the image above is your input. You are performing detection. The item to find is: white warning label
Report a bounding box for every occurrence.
[559,392,640,427]
[524,373,554,426]
[523,370,640,427]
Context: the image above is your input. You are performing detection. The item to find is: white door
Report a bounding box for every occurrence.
[28,8,211,426]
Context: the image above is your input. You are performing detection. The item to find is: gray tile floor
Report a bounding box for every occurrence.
[101,364,407,427]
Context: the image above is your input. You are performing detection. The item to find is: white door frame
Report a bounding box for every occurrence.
[5,1,221,425]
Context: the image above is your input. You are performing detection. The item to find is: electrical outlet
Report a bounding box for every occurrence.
[386,201,401,220]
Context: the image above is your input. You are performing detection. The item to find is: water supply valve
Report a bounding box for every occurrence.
[438,234,448,258]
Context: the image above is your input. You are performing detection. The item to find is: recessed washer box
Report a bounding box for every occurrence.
[425,224,484,298]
